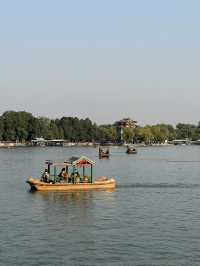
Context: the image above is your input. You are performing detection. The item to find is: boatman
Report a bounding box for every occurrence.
[41,169,49,182]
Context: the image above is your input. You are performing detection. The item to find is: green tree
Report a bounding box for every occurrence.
[139,126,154,144]
[2,111,33,141]
[98,126,117,142]
[123,128,134,143]
[176,123,196,140]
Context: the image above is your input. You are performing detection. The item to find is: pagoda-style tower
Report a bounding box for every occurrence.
[114,118,137,143]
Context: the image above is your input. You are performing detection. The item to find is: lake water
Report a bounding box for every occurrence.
[1,146,200,266]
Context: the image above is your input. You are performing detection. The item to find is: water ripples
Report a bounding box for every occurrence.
[1,146,200,266]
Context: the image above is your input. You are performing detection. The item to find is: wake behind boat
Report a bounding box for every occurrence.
[26,156,116,191]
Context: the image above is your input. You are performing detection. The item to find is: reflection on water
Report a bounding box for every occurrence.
[38,191,95,201]
[29,189,117,228]
[34,190,115,203]
[1,146,200,265]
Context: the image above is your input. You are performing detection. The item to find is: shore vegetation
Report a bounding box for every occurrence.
[0,111,200,143]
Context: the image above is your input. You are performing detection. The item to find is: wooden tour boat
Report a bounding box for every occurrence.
[26,156,116,191]
[126,145,137,154]
[99,147,110,159]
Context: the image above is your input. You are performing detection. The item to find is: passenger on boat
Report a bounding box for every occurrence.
[74,170,80,178]
[68,174,72,183]
[41,169,49,183]
[70,172,74,183]
[74,171,80,183]
[58,168,68,181]
[83,176,89,183]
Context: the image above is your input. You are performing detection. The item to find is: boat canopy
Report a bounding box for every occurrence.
[65,156,95,167]
[45,160,69,168]
[45,156,95,168]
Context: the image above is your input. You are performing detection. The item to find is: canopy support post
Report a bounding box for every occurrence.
[91,165,93,183]
[73,166,75,184]
[47,164,50,174]
[54,167,56,183]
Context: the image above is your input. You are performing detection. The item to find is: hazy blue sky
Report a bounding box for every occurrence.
[0,0,200,125]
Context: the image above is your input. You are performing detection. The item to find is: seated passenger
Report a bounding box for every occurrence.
[58,168,68,180]
[83,176,89,183]
[73,170,80,183]
[68,175,72,183]
[41,169,49,182]
[70,172,75,183]
[76,173,81,183]
[75,170,80,178]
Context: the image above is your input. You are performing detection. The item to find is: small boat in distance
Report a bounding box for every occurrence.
[99,147,110,159]
[26,156,116,191]
[126,145,137,154]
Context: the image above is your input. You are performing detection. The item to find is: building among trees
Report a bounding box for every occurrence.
[1,111,200,145]
[114,118,137,143]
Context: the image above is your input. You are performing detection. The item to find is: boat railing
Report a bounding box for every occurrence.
[47,174,91,184]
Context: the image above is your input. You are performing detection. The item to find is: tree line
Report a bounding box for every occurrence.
[0,111,200,143]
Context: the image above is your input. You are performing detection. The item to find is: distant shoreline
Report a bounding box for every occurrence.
[0,141,198,149]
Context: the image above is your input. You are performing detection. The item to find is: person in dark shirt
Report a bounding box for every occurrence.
[58,168,68,181]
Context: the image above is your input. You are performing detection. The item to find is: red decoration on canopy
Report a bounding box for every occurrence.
[76,160,91,167]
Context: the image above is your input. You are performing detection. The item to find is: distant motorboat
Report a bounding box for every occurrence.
[99,147,110,159]
[126,145,137,154]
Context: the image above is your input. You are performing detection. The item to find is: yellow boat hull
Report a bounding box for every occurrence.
[26,177,116,191]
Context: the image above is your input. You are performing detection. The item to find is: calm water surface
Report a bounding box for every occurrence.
[1,146,200,266]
